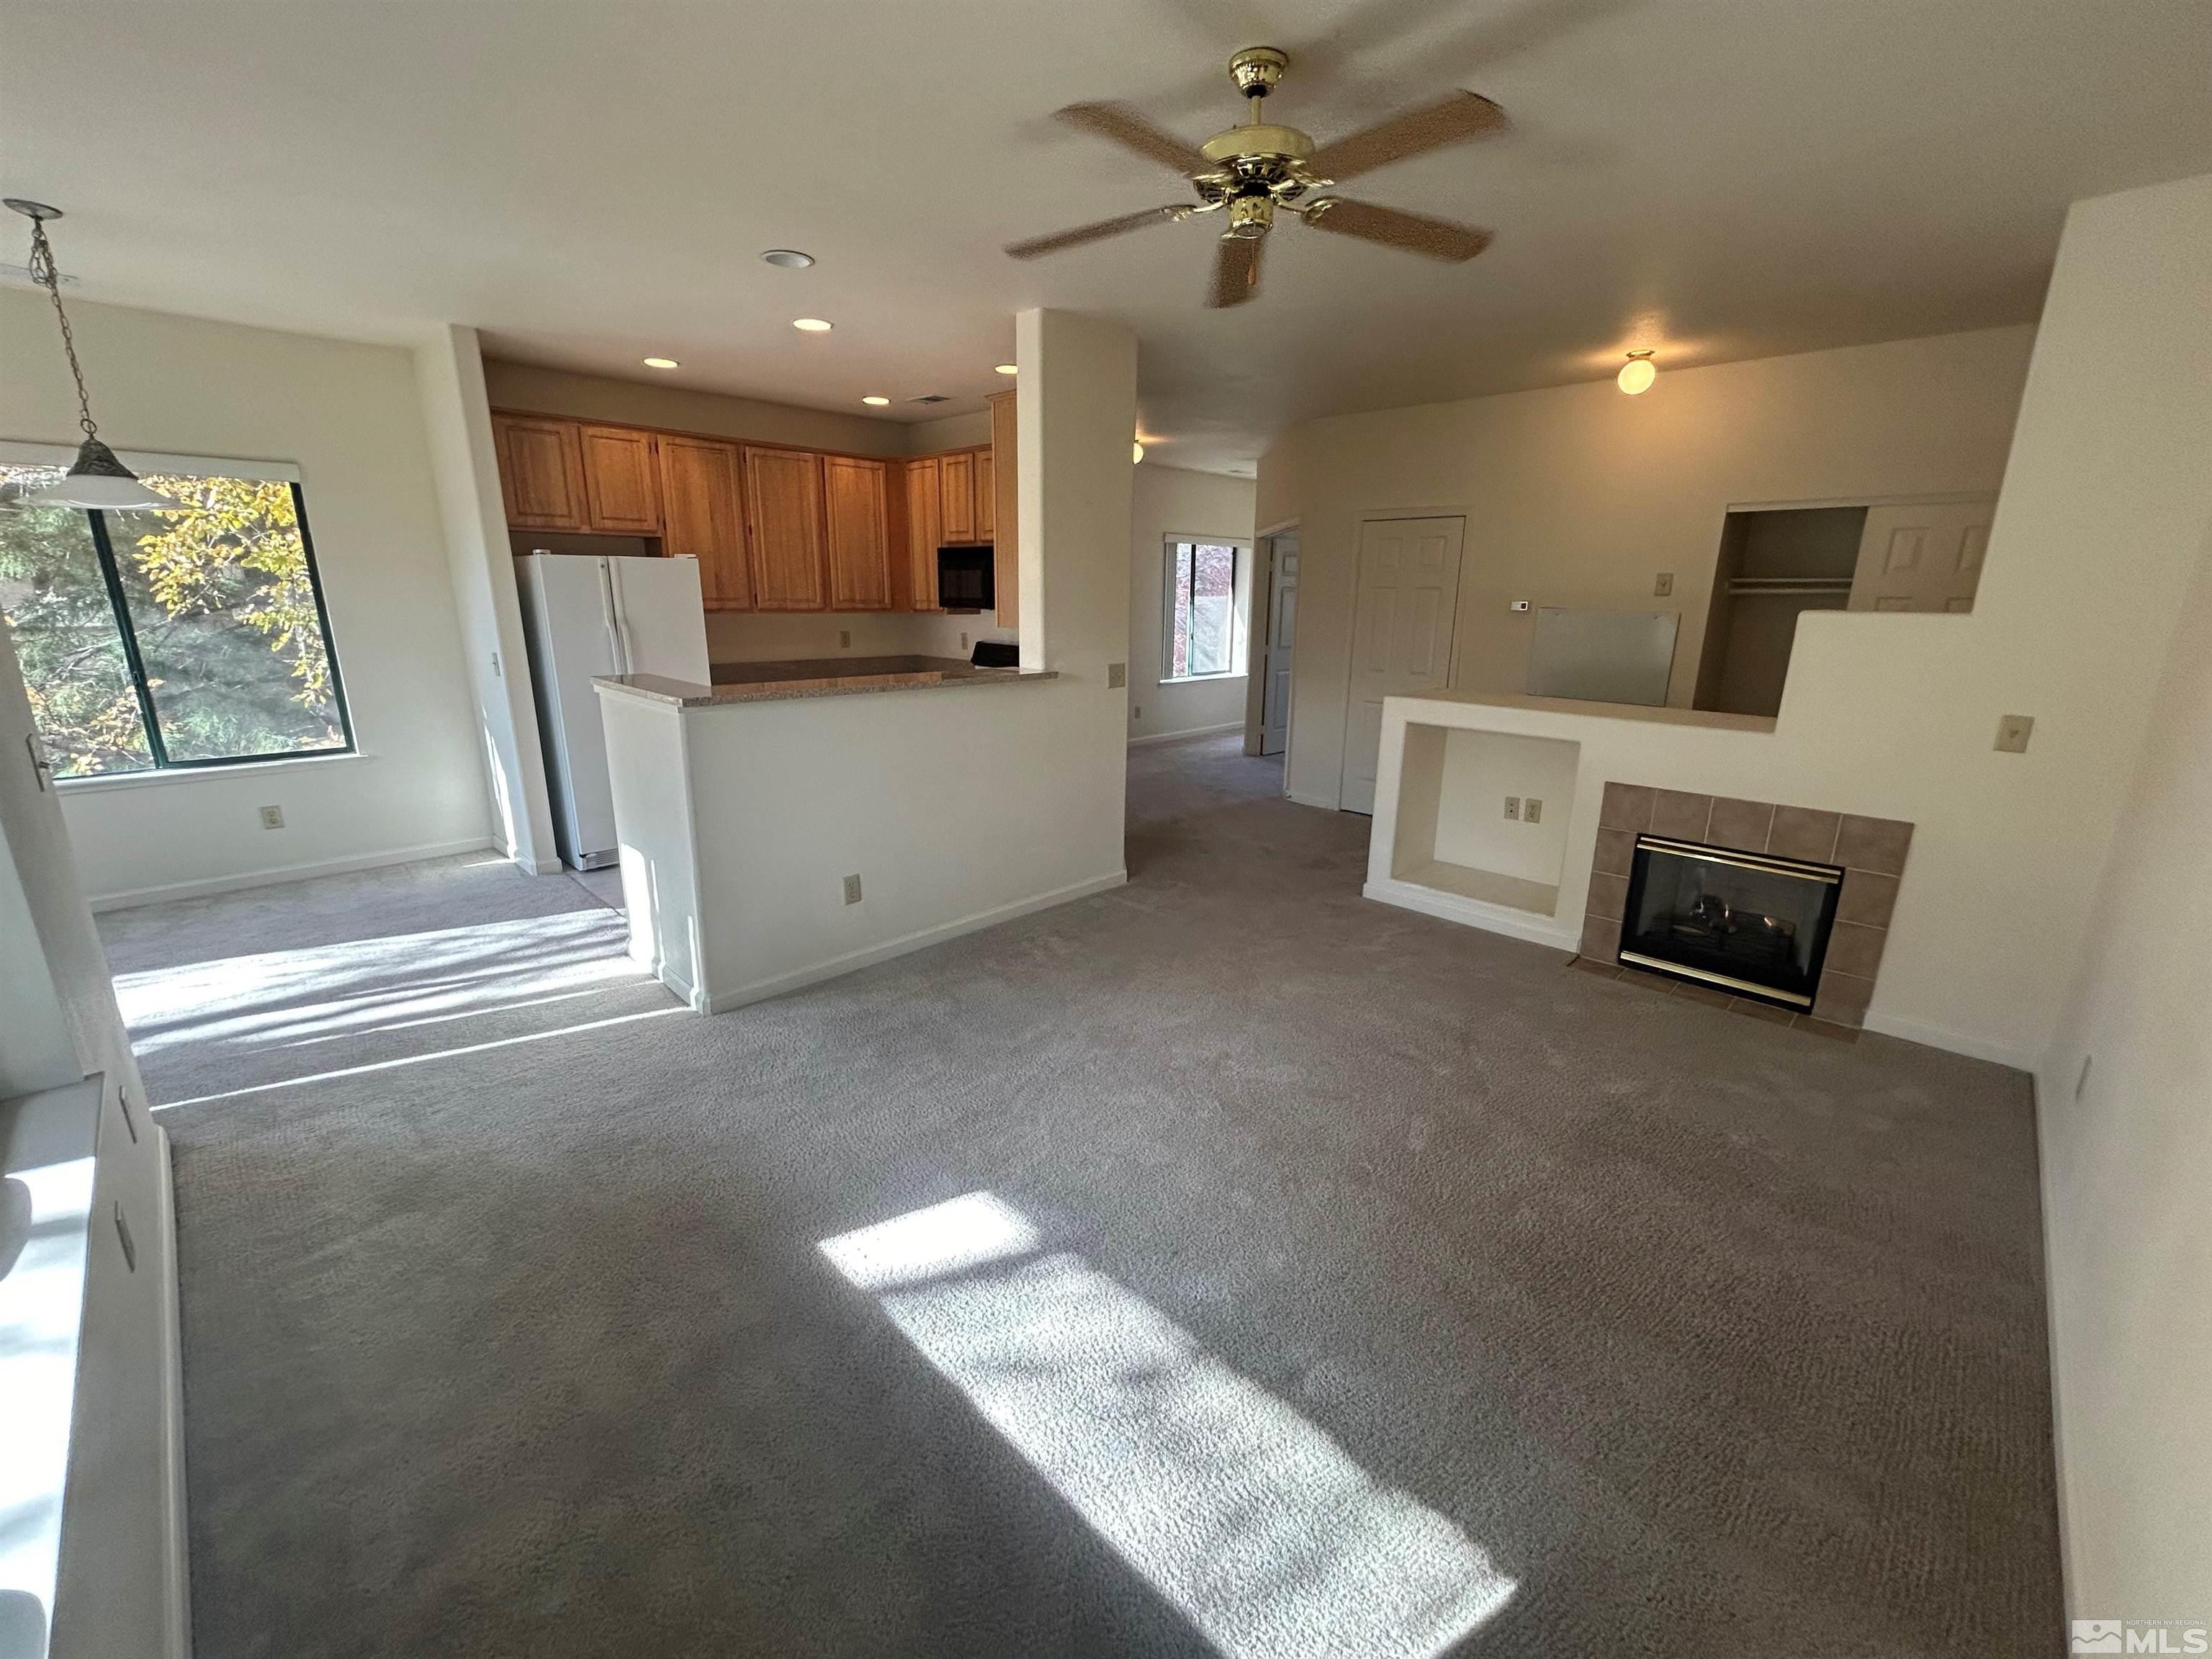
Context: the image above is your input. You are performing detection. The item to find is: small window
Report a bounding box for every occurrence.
[0,464,353,778]
[1164,541,1240,680]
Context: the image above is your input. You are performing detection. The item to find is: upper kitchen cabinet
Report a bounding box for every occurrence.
[901,456,943,612]
[658,435,751,610]
[492,413,587,530]
[744,446,829,611]
[823,457,893,611]
[577,424,663,534]
[939,449,976,543]
[974,449,995,542]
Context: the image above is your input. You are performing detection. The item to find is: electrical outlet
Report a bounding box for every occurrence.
[1994,714,2034,754]
[1107,662,1128,689]
[842,873,863,905]
[1524,797,1542,824]
[1132,703,1142,721]
[839,629,852,649]
[258,805,285,830]
[1653,572,1674,598]
[960,631,969,649]
[1503,796,1521,821]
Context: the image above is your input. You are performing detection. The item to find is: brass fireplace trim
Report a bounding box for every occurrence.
[1635,835,1843,884]
[1617,949,1817,1008]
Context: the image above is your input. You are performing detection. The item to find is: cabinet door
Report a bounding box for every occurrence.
[743,447,828,610]
[822,457,892,611]
[493,414,586,530]
[658,436,750,609]
[939,450,976,542]
[903,457,942,612]
[577,424,663,534]
[989,390,1019,629]
[974,449,995,541]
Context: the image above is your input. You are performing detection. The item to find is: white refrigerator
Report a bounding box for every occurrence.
[514,552,711,870]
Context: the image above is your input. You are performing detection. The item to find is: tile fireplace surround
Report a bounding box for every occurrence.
[1581,783,1915,1031]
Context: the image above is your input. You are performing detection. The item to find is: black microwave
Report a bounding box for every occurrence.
[938,546,994,611]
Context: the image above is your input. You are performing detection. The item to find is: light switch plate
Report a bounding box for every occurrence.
[842,873,863,905]
[1994,714,2034,753]
[1653,572,1674,597]
[1510,599,1531,613]
[1524,797,1543,823]
[839,629,852,648]
[1107,662,1128,689]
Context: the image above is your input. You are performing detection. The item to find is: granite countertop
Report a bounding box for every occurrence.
[595,655,1056,709]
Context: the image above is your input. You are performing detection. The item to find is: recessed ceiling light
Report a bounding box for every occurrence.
[642,356,680,370]
[994,364,1017,376]
[793,318,833,333]
[862,395,890,407]
[760,248,815,269]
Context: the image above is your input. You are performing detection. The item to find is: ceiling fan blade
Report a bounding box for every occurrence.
[1055,102,1208,175]
[1005,206,1187,261]
[1305,89,1508,182]
[1300,197,1492,261]
[1207,234,1264,308]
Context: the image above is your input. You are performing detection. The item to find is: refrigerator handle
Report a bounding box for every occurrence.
[598,557,631,677]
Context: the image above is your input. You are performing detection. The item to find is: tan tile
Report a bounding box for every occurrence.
[1669,981,1735,1008]
[1835,871,1900,929]
[1729,998,1797,1025]
[1823,920,1888,980]
[1591,827,1636,878]
[1836,814,1915,876]
[1813,970,1876,1027]
[1768,805,1842,863]
[1579,914,1622,963]
[1801,1018,1862,1045]
[1599,782,1655,832]
[1586,872,1629,922]
[1568,955,1621,981]
[1707,797,1776,853]
[1617,965,1675,997]
[1650,789,1714,840]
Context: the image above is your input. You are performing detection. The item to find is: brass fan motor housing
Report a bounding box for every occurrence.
[1228,47,1288,99]
[1199,123,1315,166]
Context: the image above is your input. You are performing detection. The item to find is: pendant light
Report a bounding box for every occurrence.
[4,199,181,511]
[1616,349,1657,395]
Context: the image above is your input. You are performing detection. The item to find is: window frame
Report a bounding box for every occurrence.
[1,446,356,779]
[1160,537,1247,683]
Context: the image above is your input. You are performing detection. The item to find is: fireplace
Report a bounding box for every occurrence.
[1619,835,1843,1010]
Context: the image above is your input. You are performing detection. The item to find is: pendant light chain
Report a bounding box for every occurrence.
[25,215,99,443]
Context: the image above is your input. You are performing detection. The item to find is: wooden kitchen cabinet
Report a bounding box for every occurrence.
[902,456,943,612]
[974,449,994,541]
[939,450,976,542]
[822,456,892,611]
[743,446,829,610]
[657,435,750,609]
[492,414,587,530]
[577,424,663,534]
[989,390,1018,629]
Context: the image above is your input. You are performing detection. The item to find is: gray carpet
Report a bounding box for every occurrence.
[110,733,2063,1658]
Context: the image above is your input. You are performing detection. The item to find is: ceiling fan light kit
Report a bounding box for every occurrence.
[1007,47,1506,309]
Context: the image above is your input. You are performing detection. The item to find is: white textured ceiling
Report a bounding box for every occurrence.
[4,1,2210,472]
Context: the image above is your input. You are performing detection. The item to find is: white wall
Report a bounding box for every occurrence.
[1364,173,2212,1078]
[1256,325,2033,811]
[2036,529,2212,1612]
[0,290,493,906]
[1127,463,1257,743]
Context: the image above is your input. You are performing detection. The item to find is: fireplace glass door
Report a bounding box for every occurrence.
[1619,835,1842,1008]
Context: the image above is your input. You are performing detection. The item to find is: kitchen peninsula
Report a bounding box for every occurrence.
[595,655,1096,1015]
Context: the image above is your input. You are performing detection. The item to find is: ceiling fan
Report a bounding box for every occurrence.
[1006,47,1507,307]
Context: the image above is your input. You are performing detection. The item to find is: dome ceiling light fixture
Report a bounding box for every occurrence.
[4,199,182,511]
[994,364,1018,376]
[1005,46,1506,310]
[1617,349,1657,395]
[862,395,891,406]
[792,317,833,333]
[642,356,680,370]
[760,249,815,269]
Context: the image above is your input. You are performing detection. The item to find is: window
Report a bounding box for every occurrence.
[0,462,352,778]
[1164,541,1240,680]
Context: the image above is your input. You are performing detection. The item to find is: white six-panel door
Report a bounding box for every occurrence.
[1339,516,1466,814]
[1848,498,1997,612]
[1261,534,1298,757]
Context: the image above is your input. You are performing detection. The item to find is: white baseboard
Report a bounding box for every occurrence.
[153,1126,192,1659]
[703,869,1128,1015]
[1127,721,1244,749]
[1287,788,1341,811]
[87,836,497,912]
[1861,1010,2037,1071]
[1362,878,1581,953]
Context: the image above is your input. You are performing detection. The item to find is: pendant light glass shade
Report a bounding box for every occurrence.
[25,437,183,511]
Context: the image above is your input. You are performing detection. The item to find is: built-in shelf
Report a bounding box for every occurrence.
[1394,858,1560,917]
[1390,723,1579,920]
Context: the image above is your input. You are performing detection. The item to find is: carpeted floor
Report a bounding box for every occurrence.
[109,733,2062,1658]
